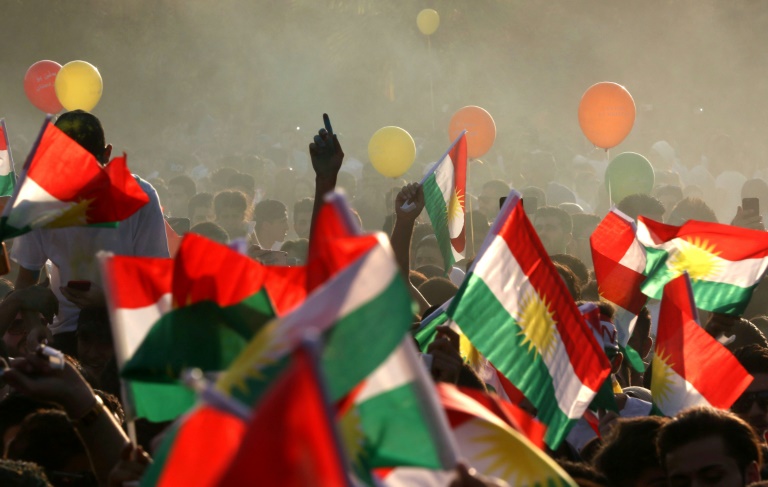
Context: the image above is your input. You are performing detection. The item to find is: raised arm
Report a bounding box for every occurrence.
[390,183,431,313]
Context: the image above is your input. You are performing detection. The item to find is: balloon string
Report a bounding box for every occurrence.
[428,36,435,131]
[606,148,611,206]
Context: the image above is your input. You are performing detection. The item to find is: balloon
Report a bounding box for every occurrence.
[449,106,496,159]
[578,82,636,149]
[24,60,63,113]
[54,60,103,112]
[368,126,416,178]
[417,9,440,36]
[605,152,654,204]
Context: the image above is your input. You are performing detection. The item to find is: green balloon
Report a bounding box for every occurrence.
[605,152,655,204]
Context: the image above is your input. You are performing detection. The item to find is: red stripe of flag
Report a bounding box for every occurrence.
[104,256,172,309]
[449,134,467,254]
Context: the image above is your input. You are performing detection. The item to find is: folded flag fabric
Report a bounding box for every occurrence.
[590,208,647,347]
[0,120,148,240]
[448,191,611,448]
[650,273,753,416]
[338,338,457,483]
[216,217,412,405]
[140,405,248,487]
[215,345,351,487]
[0,119,16,197]
[638,216,768,314]
[379,384,576,487]
[102,233,304,421]
[422,132,467,273]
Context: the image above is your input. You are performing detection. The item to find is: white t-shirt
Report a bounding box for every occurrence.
[11,177,169,334]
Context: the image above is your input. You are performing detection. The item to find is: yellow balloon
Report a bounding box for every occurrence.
[417,9,440,36]
[55,60,103,112]
[368,126,416,178]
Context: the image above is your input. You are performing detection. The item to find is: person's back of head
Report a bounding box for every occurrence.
[482,179,510,196]
[668,197,718,225]
[0,395,59,458]
[0,459,52,487]
[734,345,768,376]
[657,406,762,485]
[706,315,768,352]
[551,254,589,286]
[54,110,108,162]
[418,277,458,308]
[415,264,444,280]
[190,222,230,244]
[593,416,668,487]
[554,262,581,300]
[521,186,547,207]
[408,270,428,288]
[616,193,665,222]
[742,179,768,208]
[556,460,607,487]
[7,410,87,475]
[228,172,255,202]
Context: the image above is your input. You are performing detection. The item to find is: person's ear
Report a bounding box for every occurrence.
[101,144,113,164]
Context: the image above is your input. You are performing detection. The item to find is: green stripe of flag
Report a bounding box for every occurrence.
[423,172,454,273]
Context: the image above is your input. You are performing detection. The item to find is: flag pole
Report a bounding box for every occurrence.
[467,157,475,259]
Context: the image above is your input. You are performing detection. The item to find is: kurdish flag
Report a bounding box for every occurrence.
[380,385,576,487]
[216,228,412,404]
[650,273,752,416]
[140,405,248,487]
[338,338,457,483]
[102,233,303,421]
[591,208,647,347]
[638,216,768,314]
[0,120,16,196]
[448,191,611,448]
[216,345,351,487]
[0,120,148,240]
[422,131,467,272]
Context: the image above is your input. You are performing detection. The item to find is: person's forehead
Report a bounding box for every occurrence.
[666,436,738,476]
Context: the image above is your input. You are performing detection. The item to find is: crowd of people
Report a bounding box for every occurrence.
[0,108,767,487]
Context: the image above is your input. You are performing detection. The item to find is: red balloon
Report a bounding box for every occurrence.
[24,60,64,113]
[577,82,635,149]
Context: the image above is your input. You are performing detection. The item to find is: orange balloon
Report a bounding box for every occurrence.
[578,82,636,149]
[449,106,496,159]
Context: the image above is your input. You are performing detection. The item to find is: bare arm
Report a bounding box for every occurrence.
[390,184,431,314]
[308,114,344,238]
[14,266,40,290]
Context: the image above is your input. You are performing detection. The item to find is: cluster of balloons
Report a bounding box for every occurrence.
[367,105,497,178]
[24,60,103,114]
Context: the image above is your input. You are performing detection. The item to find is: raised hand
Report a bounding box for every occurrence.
[395,183,425,222]
[427,325,463,384]
[309,113,344,181]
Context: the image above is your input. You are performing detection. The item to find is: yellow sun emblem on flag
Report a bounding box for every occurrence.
[46,199,94,228]
[215,318,289,395]
[470,420,567,486]
[651,348,676,406]
[339,406,367,471]
[516,292,558,361]
[448,188,464,223]
[668,237,722,281]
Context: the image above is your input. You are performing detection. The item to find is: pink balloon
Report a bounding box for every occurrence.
[24,60,64,113]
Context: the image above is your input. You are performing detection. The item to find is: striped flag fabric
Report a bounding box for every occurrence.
[650,273,752,416]
[422,132,467,272]
[448,191,611,448]
[0,119,16,196]
[638,216,768,315]
[338,338,457,484]
[590,208,647,347]
[0,120,148,240]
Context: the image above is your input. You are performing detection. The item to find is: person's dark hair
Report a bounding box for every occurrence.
[556,460,607,486]
[657,407,762,473]
[213,190,248,217]
[409,270,428,288]
[554,262,581,300]
[742,178,768,201]
[54,110,106,160]
[77,307,112,342]
[593,416,668,487]
[7,410,85,471]
[668,197,718,225]
[0,459,53,487]
[293,197,314,216]
[534,206,573,234]
[189,222,229,244]
[168,175,197,200]
[482,179,510,195]
[415,265,444,279]
[253,199,287,227]
[210,167,239,191]
[418,277,458,308]
[520,186,547,207]
[705,315,768,352]
[571,213,601,240]
[733,344,768,375]
[187,192,213,218]
[616,194,665,221]
[0,396,60,455]
[227,173,255,198]
[415,234,440,253]
[94,390,125,425]
[551,254,588,285]
[655,184,684,200]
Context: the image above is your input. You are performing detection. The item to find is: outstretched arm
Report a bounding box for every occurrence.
[309,114,344,237]
[390,183,431,313]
